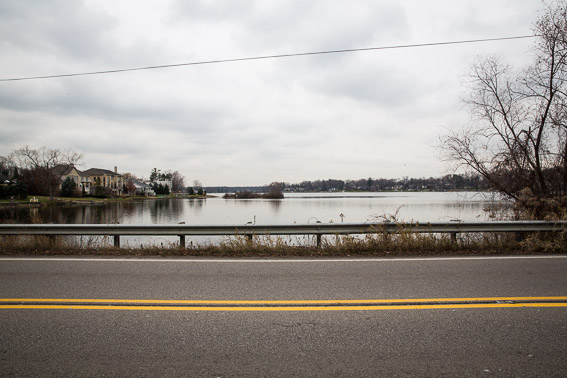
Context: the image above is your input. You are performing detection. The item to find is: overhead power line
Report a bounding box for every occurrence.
[0,35,535,82]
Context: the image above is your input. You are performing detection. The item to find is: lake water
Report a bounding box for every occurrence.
[1,192,505,246]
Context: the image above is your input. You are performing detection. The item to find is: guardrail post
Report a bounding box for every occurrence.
[316,234,322,248]
[113,235,120,248]
[179,235,186,249]
[246,234,253,243]
[450,232,457,244]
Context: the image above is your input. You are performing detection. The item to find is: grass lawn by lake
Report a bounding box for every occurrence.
[0,194,211,207]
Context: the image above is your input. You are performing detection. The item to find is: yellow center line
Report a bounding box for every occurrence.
[1,303,567,311]
[0,297,566,311]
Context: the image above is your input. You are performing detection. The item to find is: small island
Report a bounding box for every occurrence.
[223,185,284,199]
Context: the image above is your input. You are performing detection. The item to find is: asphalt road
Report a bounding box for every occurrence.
[1,255,566,377]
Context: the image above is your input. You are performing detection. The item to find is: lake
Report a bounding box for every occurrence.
[1,192,505,246]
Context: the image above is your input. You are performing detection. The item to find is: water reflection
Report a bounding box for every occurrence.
[186,198,205,214]
[268,200,283,212]
[0,192,503,226]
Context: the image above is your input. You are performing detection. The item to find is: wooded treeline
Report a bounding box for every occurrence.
[206,173,489,194]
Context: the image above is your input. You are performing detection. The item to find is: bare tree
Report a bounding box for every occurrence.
[0,155,14,177]
[264,182,284,199]
[121,172,139,196]
[125,180,137,195]
[193,179,203,195]
[12,146,82,200]
[440,0,567,218]
[171,171,185,193]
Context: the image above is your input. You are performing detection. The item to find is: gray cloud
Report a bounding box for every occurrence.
[0,1,114,62]
[0,0,542,185]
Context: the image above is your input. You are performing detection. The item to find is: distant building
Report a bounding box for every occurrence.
[51,163,82,187]
[82,167,123,196]
[51,164,124,196]
[132,180,155,196]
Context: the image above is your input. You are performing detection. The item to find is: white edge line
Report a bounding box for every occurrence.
[0,256,566,263]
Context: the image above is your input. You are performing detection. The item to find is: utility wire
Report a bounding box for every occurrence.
[0,35,535,82]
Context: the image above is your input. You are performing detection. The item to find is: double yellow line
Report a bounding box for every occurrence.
[1,297,567,311]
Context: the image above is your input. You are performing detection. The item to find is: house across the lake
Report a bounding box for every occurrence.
[132,180,155,196]
[54,164,123,196]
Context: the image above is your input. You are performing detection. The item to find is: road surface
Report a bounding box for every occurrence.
[1,255,566,377]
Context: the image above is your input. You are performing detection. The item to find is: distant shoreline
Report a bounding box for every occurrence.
[0,194,214,208]
[0,190,495,208]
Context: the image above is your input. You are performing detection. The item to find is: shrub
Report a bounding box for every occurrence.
[0,182,28,200]
[60,177,79,197]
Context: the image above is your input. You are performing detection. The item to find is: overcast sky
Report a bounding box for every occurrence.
[0,0,542,186]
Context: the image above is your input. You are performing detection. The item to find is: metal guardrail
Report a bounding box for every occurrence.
[1,221,565,248]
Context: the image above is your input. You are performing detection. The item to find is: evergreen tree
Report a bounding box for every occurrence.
[60,177,77,197]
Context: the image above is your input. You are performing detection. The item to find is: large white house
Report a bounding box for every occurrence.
[53,164,124,196]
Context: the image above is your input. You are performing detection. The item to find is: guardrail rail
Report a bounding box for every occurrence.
[1,221,565,248]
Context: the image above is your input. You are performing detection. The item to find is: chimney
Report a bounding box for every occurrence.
[114,166,117,173]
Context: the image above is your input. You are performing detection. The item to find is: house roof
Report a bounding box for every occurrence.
[132,180,151,188]
[51,164,81,176]
[82,168,121,176]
